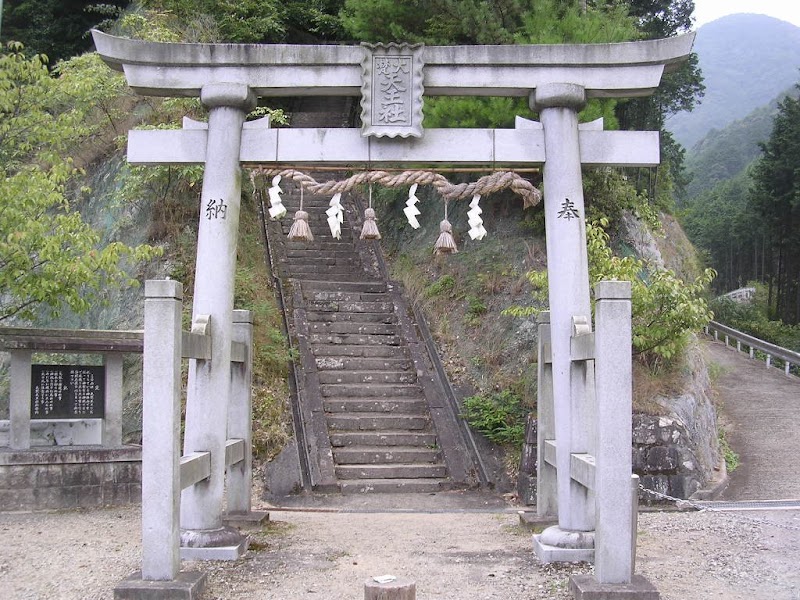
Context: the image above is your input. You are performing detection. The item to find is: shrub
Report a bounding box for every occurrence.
[461,390,527,446]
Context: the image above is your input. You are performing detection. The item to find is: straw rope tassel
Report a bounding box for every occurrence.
[288,186,314,242]
[360,185,382,240]
[434,200,457,254]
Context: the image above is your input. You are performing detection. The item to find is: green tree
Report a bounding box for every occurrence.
[508,218,715,368]
[136,0,346,43]
[749,86,800,323]
[1,1,131,62]
[0,43,158,323]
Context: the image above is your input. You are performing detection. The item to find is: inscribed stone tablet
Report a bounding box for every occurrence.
[360,43,424,138]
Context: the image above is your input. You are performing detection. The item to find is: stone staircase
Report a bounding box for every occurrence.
[260,97,479,494]
[266,188,477,493]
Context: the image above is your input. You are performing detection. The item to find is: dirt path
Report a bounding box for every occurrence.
[3,498,800,600]
[703,338,800,501]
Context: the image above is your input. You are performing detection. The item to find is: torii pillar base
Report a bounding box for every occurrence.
[114,571,207,600]
[570,574,660,600]
[533,525,594,563]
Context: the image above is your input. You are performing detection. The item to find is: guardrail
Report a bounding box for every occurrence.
[704,320,800,377]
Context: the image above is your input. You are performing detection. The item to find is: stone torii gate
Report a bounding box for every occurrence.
[93,28,693,590]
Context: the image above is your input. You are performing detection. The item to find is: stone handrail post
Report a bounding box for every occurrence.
[593,281,633,583]
[142,279,184,581]
[535,311,557,517]
[226,309,254,516]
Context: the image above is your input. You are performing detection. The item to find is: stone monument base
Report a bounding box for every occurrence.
[114,571,206,600]
[569,574,660,600]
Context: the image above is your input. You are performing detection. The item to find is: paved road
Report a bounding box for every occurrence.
[704,338,800,501]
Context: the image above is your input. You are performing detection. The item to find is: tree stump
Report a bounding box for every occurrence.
[364,577,416,600]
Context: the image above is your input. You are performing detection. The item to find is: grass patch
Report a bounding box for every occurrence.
[235,199,293,460]
[461,390,527,446]
[718,429,740,472]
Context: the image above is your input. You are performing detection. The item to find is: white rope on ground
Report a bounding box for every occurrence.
[249,167,542,208]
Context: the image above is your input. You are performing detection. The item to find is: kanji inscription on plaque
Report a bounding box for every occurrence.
[360,43,424,138]
[31,365,105,419]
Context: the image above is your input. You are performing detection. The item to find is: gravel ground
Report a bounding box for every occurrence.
[2,497,800,600]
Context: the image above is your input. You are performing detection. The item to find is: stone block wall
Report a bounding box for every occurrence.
[632,415,704,501]
[517,412,713,505]
[0,446,142,511]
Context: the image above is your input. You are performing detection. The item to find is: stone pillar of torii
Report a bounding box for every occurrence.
[93,26,693,571]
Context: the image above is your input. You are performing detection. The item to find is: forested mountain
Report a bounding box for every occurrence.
[683,85,798,198]
[667,14,800,150]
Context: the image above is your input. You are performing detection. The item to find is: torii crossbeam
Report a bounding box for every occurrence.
[92,29,694,593]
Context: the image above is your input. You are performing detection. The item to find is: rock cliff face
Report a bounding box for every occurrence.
[634,341,722,499]
[623,213,722,499]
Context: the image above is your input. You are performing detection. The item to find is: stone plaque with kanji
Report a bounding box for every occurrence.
[30,365,105,419]
[360,43,424,138]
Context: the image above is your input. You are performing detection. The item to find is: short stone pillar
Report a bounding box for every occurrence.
[141,280,183,581]
[9,350,32,450]
[364,577,416,600]
[593,281,633,584]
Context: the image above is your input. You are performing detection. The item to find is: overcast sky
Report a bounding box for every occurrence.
[693,0,800,28]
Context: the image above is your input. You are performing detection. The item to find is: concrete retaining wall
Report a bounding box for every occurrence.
[0,446,141,511]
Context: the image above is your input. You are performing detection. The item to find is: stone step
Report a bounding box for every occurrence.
[315,356,412,372]
[302,280,387,293]
[288,241,355,251]
[308,322,398,336]
[333,446,441,465]
[282,198,340,209]
[329,431,438,448]
[313,344,409,358]
[323,397,428,413]
[339,478,449,494]
[335,463,447,480]
[327,413,430,431]
[318,370,417,384]
[294,272,375,283]
[321,383,423,398]
[281,229,356,243]
[306,311,397,325]
[306,301,395,314]
[291,264,365,275]
[310,333,403,346]
[279,212,353,222]
[285,249,356,260]
[284,257,360,267]
[305,289,389,301]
